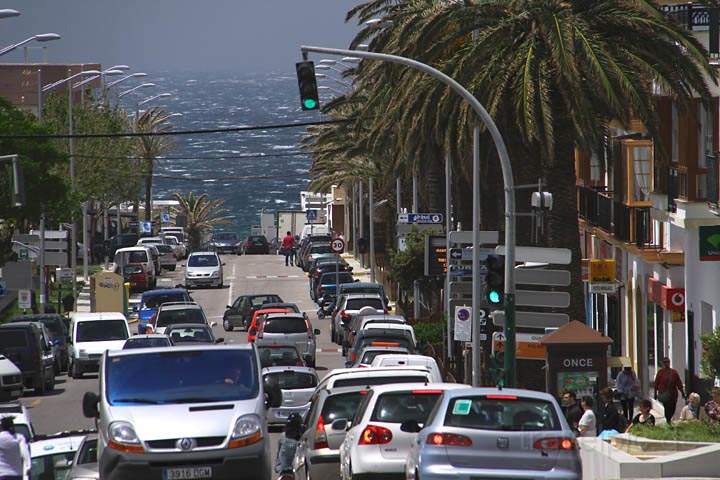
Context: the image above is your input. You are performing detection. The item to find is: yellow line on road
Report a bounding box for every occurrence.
[27,399,42,408]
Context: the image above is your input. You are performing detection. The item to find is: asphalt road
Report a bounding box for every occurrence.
[24,253,345,458]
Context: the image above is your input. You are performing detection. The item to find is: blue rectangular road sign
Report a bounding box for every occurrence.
[306,209,318,221]
[398,213,444,224]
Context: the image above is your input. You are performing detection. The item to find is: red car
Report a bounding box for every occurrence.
[247,307,292,343]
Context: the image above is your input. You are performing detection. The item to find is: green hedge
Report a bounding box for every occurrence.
[632,421,720,443]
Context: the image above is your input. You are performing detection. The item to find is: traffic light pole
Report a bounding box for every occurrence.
[300,45,518,386]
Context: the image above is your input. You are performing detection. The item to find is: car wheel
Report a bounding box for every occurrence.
[45,372,55,393]
[71,361,83,379]
[34,375,46,395]
[223,318,233,332]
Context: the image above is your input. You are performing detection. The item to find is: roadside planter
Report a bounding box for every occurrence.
[578,433,720,479]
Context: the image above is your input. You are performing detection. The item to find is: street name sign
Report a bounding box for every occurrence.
[449,247,494,261]
[492,311,569,328]
[589,283,617,294]
[399,213,444,224]
[448,231,499,245]
[515,268,571,286]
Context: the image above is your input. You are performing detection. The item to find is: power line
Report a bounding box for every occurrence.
[0,118,349,140]
[73,151,309,161]
[149,173,310,181]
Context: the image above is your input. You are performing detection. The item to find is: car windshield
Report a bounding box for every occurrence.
[30,451,74,480]
[371,391,441,424]
[321,273,353,285]
[156,244,173,254]
[156,309,205,328]
[264,370,317,390]
[38,318,63,336]
[444,396,561,431]
[258,347,301,368]
[333,375,428,388]
[214,233,237,241]
[165,232,184,243]
[0,330,28,348]
[107,349,258,405]
[346,298,384,310]
[77,439,98,464]
[188,254,218,267]
[127,251,148,263]
[168,327,212,343]
[361,350,407,364]
[322,392,366,423]
[76,320,128,342]
[249,236,267,243]
[124,337,170,349]
[164,237,178,245]
[250,295,282,307]
[142,293,189,309]
[263,317,307,334]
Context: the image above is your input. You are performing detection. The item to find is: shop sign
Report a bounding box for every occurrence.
[492,332,546,360]
[699,225,720,261]
[589,259,616,283]
[660,286,685,312]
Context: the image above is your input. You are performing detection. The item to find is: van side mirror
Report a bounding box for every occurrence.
[264,377,282,408]
[82,392,99,418]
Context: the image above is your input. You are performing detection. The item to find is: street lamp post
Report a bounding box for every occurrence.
[0,33,60,57]
[369,177,376,283]
[301,45,518,386]
[138,92,171,108]
[0,9,20,19]
[118,83,156,98]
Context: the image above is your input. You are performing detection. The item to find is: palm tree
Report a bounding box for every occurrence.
[306,0,716,321]
[134,107,173,221]
[171,192,230,251]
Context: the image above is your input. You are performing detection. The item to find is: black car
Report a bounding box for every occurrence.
[0,323,55,395]
[11,314,69,373]
[242,235,270,255]
[210,232,240,254]
[223,294,283,331]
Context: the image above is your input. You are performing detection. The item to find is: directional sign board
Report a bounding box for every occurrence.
[56,267,74,284]
[448,231,499,245]
[494,246,571,265]
[492,311,569,328]
[515,268,571,286]
[516,289,571,308]
[330,238,345,253]
[450,247,494,262]
[492,332,546,360]
[398,213,444,224]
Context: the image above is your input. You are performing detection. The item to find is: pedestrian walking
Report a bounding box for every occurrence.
[560,390,583,433]
[653,357,685,424]
[577,396,597,438]
[0,417,23,480]
[701,387,720,423]
[679,392,701,422]
[626,399,655,432]
[597,387,623,433]
[280,232,295,267]
[615,366,641,423]
[275,413,302,478]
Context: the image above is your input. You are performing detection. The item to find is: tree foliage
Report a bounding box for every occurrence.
[134,107,174,220]
[171,192,230,250]
[701,327,720,381]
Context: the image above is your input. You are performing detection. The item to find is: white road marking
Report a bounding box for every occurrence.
[227,264,236,306]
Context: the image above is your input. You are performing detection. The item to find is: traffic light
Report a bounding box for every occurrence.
[295,61,320,111]
[484,254,505,305]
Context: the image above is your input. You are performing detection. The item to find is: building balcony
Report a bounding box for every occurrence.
[577,186,660,248]
[661,3,720,56]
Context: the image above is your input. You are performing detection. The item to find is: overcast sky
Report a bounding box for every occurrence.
[1,0,359,73]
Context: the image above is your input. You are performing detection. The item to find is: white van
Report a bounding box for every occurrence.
[300,224,329,239]
[68,312,130,379]
[369,354,443,382]
[113,246,156,289]
[0,355,23,401]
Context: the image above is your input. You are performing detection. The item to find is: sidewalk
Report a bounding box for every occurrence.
[341,253,370,281]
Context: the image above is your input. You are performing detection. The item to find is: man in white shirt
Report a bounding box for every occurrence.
[0,417,23,480]
[577,396,597,437]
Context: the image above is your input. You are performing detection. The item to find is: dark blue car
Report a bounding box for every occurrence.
[136,288,192,333]
[314,271,355,304]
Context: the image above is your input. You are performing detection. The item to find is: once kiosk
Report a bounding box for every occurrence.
[540,321,612,399]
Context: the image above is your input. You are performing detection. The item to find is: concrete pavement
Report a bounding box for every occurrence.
[24,252,344,446]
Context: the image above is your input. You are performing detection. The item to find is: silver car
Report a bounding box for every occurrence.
[292,386,369,480]
[332,294,386,348]
[82,344,282,480]
[405,388,582,480]
[262,366,318,426]
[185,251,224,288]
[67,435,98,480]
[254,313,320,367]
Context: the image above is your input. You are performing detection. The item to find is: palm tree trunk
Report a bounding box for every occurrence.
[144,157,153,222]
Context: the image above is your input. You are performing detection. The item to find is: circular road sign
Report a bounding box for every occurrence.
[331,238,345,253]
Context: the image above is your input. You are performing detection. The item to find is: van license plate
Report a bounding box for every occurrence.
[164,467,212,479]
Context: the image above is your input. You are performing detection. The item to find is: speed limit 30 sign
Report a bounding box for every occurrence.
[331,238,345,253]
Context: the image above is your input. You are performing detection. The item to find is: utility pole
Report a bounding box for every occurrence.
[445,154,453,360]
[39,213,46,307]
[67,68,78,304]
[369,177,376,283]
[300,45,518,386]
[358,181,364,267]
[412,172,420,322]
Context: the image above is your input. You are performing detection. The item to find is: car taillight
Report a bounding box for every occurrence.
[485,394,517,400]
[349,351,357,363]
[359,425,393,445]
[534,437,576,451]
[411,389,443,395]
[313,416,328,449]
[358,364,367,368]
[426,433,472,447]
[340,310,350,321]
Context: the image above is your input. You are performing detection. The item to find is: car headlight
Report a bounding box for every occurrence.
[78,349,88,358]
[108,421,144,453]
[229,414,263,448]
[211,271,220,278]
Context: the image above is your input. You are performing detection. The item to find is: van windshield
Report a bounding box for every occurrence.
[76,320,128,342]
[106,349,258,405]
[188,255,219,267]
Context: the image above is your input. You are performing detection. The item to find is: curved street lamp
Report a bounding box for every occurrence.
[138,92,171,106]
[118,83,156,98]
[0,9,21,19]
[0,33,61,56]
[106,72,147,88]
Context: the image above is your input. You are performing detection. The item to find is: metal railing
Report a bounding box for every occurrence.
[706,153,719,204]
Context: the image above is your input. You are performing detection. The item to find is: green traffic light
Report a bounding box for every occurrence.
[487,290,503,305]
[303,98,317,110]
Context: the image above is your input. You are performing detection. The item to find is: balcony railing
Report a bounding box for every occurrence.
[578,186,658,248]
[661,3,720,55]
[707,153,719,205]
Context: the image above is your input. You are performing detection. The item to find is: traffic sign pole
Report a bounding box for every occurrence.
[330,238,346,302]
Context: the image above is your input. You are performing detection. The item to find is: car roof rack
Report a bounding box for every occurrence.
[32,429,97,441]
